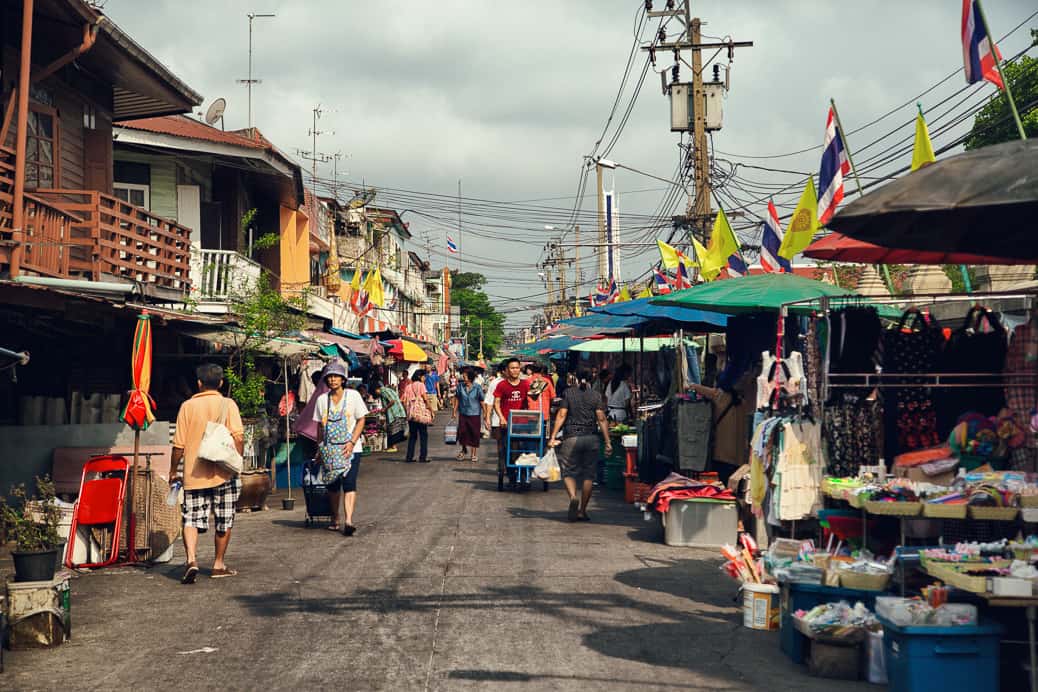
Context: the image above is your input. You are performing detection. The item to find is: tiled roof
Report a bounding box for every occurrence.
[119,115,268,150]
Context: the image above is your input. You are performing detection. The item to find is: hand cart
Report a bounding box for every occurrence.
[301,459,334,527]
[500,409,549,493]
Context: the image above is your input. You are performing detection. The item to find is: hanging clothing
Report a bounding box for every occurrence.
[882,309,944,459]
[755,351,808,410]
[298,358,325,403]
[823,400,883,477]
[828,307,882,402]
[937,307,1008,435]
[1005,318,1038,471]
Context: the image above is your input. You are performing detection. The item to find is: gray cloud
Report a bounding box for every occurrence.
[104,0,1037,326]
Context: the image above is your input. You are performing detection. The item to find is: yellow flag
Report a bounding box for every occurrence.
[636,282,653,299]
[778,178,819,259]
[618,285,632,302]
[364,267,385,307]
[657,240,685,270]
[707,207,740,267]
[692,237,722,281]
[911,112,936,171]
[349,268,363,291]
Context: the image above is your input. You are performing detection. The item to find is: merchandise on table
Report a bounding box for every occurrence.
[874,597,977,626]
[793,600,877,639]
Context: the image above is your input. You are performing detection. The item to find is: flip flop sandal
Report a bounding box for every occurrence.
[456,451,466,461]
[181,563,199,585]
[326,524,341,531]
[343,524,357,536]
[210,567,238,579]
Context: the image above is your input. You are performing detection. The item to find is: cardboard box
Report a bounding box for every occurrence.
[894,464,956,486]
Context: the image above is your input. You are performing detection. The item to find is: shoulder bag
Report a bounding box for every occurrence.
[197,398,243,476]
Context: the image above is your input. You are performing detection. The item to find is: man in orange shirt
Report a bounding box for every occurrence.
[527,363,556,435]
[170,364,245,584]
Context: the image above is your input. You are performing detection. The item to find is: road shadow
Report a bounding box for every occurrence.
[614,556,741,607]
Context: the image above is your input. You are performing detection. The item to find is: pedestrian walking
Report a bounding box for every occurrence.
[548,370,612,522]
[452,367,484,462]
[483,362,505,449]
[375,381,407,452]
[493,358,532,480]
[402,370,432,462]
[526,363,555,445]
[605,364,633,422]
[314,362,368,535]
[424,368,440,413]
[170,363,245,584]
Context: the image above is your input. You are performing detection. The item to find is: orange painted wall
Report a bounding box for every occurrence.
[279,206,311,297]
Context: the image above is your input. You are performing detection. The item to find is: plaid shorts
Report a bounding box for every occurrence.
[182,478,241,533]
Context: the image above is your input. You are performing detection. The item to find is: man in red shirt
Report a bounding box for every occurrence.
[493,358,531,479]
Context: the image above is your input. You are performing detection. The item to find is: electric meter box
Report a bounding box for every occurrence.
[669,83,691,132]
[703,81,724,131]
[670,82,725,132]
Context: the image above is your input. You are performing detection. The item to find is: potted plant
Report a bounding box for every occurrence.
[1,476,62,582]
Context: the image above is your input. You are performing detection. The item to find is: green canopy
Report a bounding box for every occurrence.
[653,273,899,316]
[570,337,693,353]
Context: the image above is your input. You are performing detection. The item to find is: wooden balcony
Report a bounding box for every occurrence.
[33,189,191,292]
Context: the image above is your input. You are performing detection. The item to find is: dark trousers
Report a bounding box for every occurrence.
[492,426,506,472]
[406,420,429,461]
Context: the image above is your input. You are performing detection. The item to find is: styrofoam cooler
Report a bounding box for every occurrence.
[444,424,458,445]
[661,498,737,547]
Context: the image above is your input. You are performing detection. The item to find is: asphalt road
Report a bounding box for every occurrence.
[5,416,872,691]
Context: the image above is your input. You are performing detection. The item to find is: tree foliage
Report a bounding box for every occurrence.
[964,44,1038,150]
[451,271,505,359]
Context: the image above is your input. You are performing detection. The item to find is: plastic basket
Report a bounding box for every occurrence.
[922,503,967,519]
[838,570,891,591]
[624,474,652,504]
[864,500,922,516]
[968,506,1018,521]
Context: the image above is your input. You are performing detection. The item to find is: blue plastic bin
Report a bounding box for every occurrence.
[780,581,882,664]
[879,616,1002,692]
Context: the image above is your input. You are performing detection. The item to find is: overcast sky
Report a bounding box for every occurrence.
[105,0,1036,328]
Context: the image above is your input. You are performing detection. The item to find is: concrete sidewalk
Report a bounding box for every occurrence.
[4,416,871,690]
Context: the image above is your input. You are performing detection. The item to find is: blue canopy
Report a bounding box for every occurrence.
[556,313,644,336]
[514,334,586,355]
[589,296,728,332]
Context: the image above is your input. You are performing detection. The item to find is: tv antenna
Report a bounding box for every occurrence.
[204,98,227,130]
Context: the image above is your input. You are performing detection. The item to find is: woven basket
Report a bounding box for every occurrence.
[922,503,968,519]
[968,506,1019,521]
[865,500,922,516]
[1019,495,1038,508]
[838,570,891,591]
[847,492,868,509]
[118,470,179,558]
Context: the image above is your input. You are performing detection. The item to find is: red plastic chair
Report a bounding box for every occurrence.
[64,455,129,569]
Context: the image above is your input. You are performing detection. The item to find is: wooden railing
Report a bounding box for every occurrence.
[190,247,262,301]
[34,189,192,291]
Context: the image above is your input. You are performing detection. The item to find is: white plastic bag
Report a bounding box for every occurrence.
[514,452,539,467]
[533,449,561,481]
[198,399,243,475]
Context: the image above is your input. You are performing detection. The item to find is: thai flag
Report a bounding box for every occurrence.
[674,261,692,290]
[962,0,1003,89]
[817,107,850,226]
[605,278,620,303]
[446,235,458,254]
[653,268,672,294]
[592,283,611,306]
[760,200,792,273]
[727,253,748,278]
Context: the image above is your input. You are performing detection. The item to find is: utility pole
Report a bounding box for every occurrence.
[642,2,752,245]
[237,12,276,133]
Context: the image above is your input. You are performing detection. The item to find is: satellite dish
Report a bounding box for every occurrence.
[204,98,227,128]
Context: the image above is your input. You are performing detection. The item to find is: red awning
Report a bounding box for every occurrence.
[803,232,1034,265]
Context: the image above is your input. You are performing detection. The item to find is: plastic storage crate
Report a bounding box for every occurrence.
[780,582,881,664]
[878,616,1002,692]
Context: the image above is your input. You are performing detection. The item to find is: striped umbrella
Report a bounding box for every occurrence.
[121,312,156,430]
[121,312,156,562]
